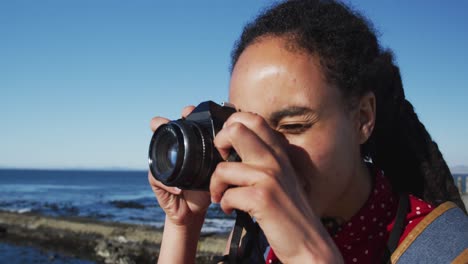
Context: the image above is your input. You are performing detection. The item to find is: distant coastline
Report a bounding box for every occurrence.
[450,165,468,174]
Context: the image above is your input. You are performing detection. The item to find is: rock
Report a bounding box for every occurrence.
[109,201,145,209]
[48,253,57,261]
[116,236,127,243]
[0,225,7,236]
[94,238,137,264]
[95,240,111,258]
[0,210,226,263]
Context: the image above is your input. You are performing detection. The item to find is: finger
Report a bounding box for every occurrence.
[210,162,272,203]
[214,121,279,166]
[181,105,195,118]
[216,112,288,160]
[225,112,278,143]
[148,171,181,195]
[219,186,264,216]
[219,184,300,222]
[219,184,329,256]
[150,117,170,132]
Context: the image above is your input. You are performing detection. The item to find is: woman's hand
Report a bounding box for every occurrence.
[148,105,211,226]
[148,106,212,264]
[210,112,343,263]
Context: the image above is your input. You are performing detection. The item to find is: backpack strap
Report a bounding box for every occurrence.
[391,202,468,263]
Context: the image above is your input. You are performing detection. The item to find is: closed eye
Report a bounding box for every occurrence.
[278,123,312,134]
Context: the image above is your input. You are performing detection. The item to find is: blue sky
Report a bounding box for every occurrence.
[1,0,467,170]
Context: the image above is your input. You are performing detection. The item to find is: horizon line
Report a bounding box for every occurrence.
[0,166,147,172]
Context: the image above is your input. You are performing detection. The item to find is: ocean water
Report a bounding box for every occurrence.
[0,169,234,234]
[1,169,465,233]
[0,243,94,264]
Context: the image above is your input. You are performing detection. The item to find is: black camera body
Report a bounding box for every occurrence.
[148,101,237,190]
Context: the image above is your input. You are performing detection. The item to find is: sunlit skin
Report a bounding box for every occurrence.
[224,36,373,219]
[208,36,376,262]
[149,35,377,263]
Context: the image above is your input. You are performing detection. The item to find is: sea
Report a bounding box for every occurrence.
[0,169,235,233]
[1,169,466,263]
[0,168,236,263]
[2,169,464,229]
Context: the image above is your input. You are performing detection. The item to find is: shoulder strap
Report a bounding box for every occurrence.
[382,193,409,264]
[391,202,468,264]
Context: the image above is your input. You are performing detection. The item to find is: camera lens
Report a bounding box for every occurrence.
[149,124,183,182]
[156,132,178,173]
[148,101,238,190]
[167,142,179,168]
[149,120,215,189]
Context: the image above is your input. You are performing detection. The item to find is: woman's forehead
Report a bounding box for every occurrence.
[228,37,339,116]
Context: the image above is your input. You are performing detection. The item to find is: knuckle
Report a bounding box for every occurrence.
[210,164,222,185]
[214,161,229,174]
[210,164,230,197]
[250,187,273,208]
[256,161,281,180]
[262,166,277,178]
[220,192,233,211]
[228,122,246,135]
[250,114,265,129]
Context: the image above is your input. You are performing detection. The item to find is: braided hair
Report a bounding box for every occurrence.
[230,0,466,212]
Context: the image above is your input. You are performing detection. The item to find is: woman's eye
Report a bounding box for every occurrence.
[278,123,311,134]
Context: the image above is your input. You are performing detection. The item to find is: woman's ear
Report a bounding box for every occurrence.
[357,92,376,144]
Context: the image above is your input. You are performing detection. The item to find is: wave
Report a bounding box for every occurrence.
[104,192,155,202]
[0,184,100,192]
[202,218,235,233]
[1,208,33,214]
[0,200,80,217]
[17,208,32,214]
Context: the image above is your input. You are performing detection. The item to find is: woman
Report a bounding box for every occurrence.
[149,0,467,263]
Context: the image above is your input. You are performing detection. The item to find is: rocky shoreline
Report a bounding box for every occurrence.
[0,210,228,263]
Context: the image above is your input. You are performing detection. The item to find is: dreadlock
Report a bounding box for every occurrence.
[230,0,466,212]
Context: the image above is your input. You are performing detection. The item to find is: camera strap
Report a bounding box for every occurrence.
[382,193,409,264]
[228,210,250,262]
[213,210,261,264]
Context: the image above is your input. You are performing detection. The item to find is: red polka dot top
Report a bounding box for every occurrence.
[265,170,434,264]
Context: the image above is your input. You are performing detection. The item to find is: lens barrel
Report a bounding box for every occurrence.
[148,120,216,190]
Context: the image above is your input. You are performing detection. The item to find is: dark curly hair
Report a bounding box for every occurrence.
[231,0,466,212]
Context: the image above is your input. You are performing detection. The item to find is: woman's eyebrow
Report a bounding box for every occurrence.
[268,106,317,125]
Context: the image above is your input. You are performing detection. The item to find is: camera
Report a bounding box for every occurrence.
[148,101,238,190]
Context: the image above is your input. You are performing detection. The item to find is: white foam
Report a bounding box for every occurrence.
[0,184,99,192]
[201,218,235,233]
[105,192,154,201]
[17,208,31,214]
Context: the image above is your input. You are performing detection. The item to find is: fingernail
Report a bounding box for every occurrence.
[174,187,181,192]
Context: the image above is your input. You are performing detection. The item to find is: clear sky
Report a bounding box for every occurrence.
[1,0,467,170]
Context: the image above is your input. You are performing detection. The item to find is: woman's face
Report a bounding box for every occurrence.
[229,37,367,217]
